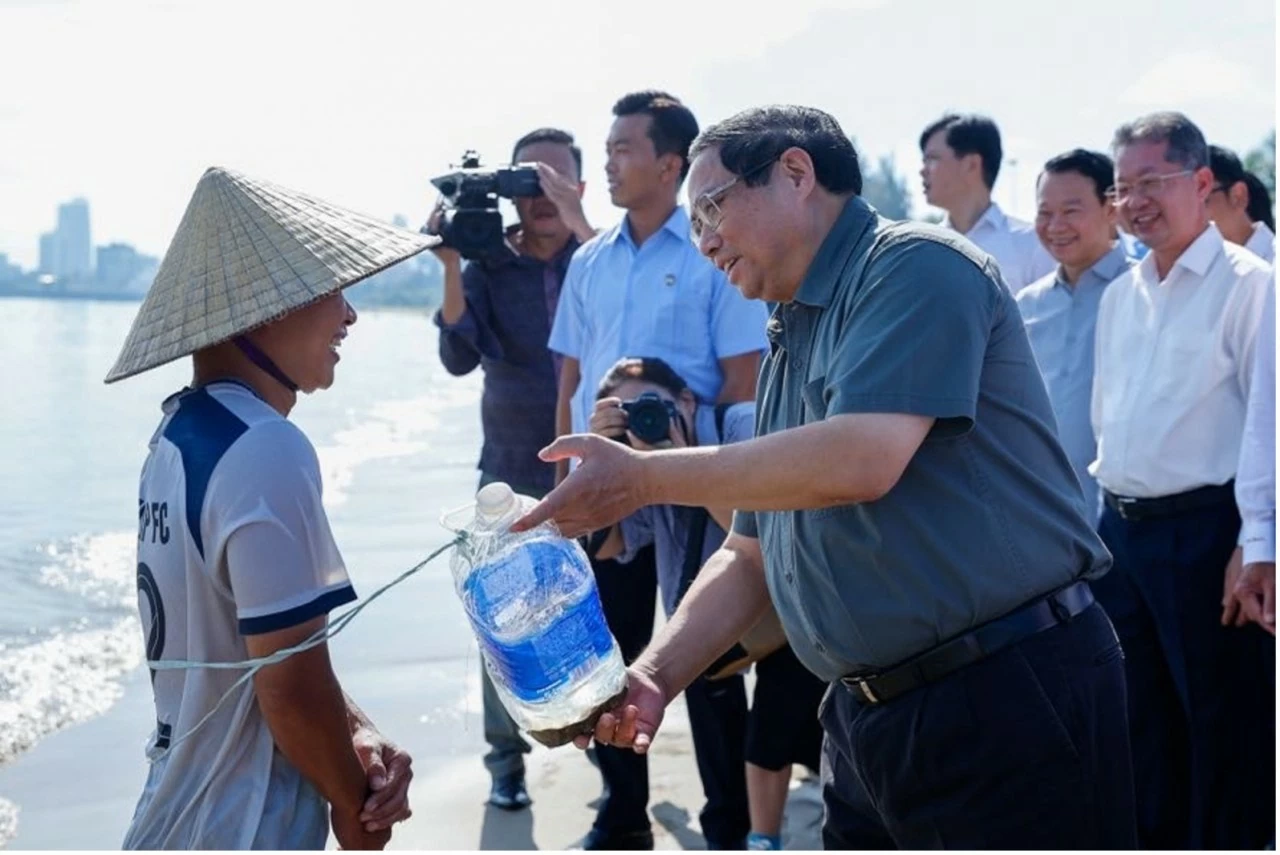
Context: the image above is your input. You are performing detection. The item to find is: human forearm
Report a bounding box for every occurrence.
[254,648,369,814]
[438,258,466,325]
[634,535,771,702]
[555,358,580,484]
[640,413,931,513]
[716,352,762,403]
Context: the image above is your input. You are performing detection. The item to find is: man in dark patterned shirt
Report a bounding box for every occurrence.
[431,126,594,811]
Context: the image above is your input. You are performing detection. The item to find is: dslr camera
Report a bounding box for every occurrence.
[619,392,680,446]
[428,150,543,261]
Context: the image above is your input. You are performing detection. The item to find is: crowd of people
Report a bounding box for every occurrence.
[105,85,1275,851]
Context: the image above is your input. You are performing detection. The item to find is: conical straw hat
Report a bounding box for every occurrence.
[104,166,438,383]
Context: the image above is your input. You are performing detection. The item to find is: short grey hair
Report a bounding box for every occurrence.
[1111,111,1209,171]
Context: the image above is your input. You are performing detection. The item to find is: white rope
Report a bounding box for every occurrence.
[144,535,464,758]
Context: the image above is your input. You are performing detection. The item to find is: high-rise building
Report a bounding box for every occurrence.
[0,252,20,283]
[39,232,58,275]
[96,242,139,291]
[56,198,92,279]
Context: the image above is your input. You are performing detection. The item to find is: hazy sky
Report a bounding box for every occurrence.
[1,0,1274,269]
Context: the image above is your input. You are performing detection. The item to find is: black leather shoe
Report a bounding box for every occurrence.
[487,772,532,811]
[582,826,655,850]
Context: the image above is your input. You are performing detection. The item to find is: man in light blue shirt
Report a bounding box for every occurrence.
[1018,149,1134,522]
[546,90,767,851]
[550,91,767,442]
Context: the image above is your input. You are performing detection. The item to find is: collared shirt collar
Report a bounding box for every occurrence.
[943,201,1006,236]
[1136,222,1223,284]
[1246,222,1275,260]
[606,205,691,248]
[1054,242,1131,292]
[792,196,877,309]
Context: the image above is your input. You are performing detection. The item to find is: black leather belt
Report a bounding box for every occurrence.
[840,581,1095,706]
[1103,481,1235,523]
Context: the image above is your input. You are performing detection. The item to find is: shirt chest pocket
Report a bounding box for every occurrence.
[1153,336,1232,405]
[644,262,713,361]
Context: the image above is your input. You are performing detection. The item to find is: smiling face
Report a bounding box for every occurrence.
[687,146,809,304]
[249,292,356,393]
[1113,139,1212,255]
[513,139,582,241]
[1035,169,1116,273]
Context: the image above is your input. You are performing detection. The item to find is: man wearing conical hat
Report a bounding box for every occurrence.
[108,167,436,850]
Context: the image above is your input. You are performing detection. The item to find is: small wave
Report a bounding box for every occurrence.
[0,618,143,767]
[0,796,17,849]
[315,385,479,508]
[35,530,137,610]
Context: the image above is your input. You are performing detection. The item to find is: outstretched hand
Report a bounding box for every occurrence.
[511,434,651,537]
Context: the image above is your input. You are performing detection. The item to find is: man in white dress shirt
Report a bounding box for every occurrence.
[1089,111,1275,851]
[919,113,1055,293]
[1207,145,1276,264]
[1234,285,1276,632]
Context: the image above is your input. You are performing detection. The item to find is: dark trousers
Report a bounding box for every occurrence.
[820,601,1137,849]
[1093,500,1276,849]
[685,674,751,847]
[592,547,657,834]
[591,548,751,846]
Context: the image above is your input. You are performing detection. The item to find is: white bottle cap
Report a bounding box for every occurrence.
[475,482,517,528]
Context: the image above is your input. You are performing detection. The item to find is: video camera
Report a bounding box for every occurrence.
[428,151,543,261]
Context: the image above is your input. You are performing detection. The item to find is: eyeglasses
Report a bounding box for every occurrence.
[1105,170,1195,204]
[690,158,777,241]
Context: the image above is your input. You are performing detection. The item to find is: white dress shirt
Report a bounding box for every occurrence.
[945,202,1056,294]
[1245,222,1275,264]
[1091,223,1273,498]
[1236,284,1276,564]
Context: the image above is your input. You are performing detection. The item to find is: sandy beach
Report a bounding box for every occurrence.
[0,660,822,851]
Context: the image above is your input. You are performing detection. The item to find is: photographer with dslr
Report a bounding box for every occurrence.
[431,126,593,812]
[589,357,827,852]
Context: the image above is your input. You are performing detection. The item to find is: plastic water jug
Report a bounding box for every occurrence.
[447,482,627,746]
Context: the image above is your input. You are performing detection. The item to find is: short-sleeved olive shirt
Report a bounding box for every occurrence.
[733,196,1111,681]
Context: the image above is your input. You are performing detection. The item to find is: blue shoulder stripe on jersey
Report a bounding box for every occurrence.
[162,388,251,559]
[238,585,358,636]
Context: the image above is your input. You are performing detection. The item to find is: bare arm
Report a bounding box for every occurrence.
[247,619,387,849]
[635,532,771,702]
[515,412,934,536]
[437,255,466,326]
[555,356,580,485]
[716,351,762,403]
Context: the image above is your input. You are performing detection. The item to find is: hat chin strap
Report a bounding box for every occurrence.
[233,335,300,393]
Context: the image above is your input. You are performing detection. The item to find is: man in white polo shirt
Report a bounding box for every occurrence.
[919,113,1054,293]
[1089,112,1275,851]
[109,167,432,850]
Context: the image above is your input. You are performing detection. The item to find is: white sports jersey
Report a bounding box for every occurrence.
[123,381,355,850]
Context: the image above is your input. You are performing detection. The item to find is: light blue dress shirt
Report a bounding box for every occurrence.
[1017,243,1133,522]
[548,206,769,434]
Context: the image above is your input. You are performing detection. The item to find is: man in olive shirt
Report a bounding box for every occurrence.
[514,105,1136,849]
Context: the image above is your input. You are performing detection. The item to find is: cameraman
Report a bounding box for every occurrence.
[431,126,593,812]
[590,357,827,852]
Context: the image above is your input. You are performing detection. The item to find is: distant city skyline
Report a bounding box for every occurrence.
[0,0,1273,269]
